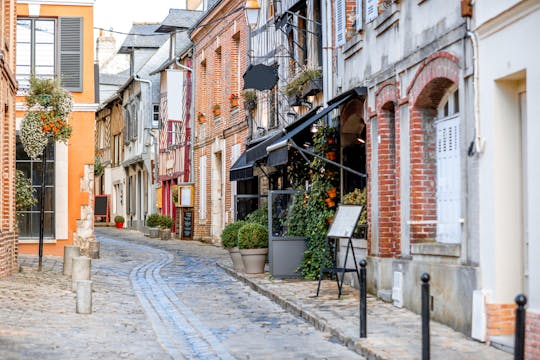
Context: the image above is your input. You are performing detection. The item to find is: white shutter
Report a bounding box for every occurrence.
[335,0,346,46]
[59,17,82,91]
[366,0,378,23]
[436,116,461,243]
[356,0,363,31]
[199,156,207,219]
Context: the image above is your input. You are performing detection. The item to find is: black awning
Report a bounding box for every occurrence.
[245,106,322,163]
[229,151,255,181]
[266,95,353,166]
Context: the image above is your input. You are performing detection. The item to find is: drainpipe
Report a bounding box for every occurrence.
[133,75,159,208]
[174,57,195,183]
[321,0,333,104]
[466,4,483,156]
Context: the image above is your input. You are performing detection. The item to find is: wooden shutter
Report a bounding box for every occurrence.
[59,17,82,91]
[335,0,346,46]
[356,0,363,31]
[436,116,461,243]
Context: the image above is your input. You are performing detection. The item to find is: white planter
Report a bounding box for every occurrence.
[160,229,171,240]
[240,248,268,274]
[148,227,160,238]
[228,247,245,272]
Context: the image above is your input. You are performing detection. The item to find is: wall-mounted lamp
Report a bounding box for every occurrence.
[356,137,365,144]
[244,0,261,28]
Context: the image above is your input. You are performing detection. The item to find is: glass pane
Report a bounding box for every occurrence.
[35,20,55,43]
[44,213,55,238]
[35,66,55,77]
[32,187,54,212]
[16,43,31,65]
[46,142,55,160]
[32,162,55,186]
[454,89,459,113]
[16,137,31,160]
[16,162,31,178]
[16,20,32,42]
[31,213,40,238]
[17,213,32,238]
[35,43,55,66]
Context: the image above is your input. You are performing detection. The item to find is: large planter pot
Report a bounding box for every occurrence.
[160,229,171,240]
[228,247,245,272]
[148,227,160,238]
[115,222,124,229]
[240,248,268,274]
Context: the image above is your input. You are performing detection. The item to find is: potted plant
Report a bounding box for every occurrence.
[221,220,247,272]
[159,215,174,240]
[114,215,125,229]
[229,93,239,108]
[213,104,221,117]
[197,112,206,123]
[238,222,269,274]
[146,213,161,238]
[241,90,257,110]
[283,68,323,102]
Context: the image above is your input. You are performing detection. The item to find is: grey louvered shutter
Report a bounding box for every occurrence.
[59,17,83,91]
[335,0,346,46]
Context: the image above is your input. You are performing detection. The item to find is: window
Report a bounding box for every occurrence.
[365,0,378,23]
[214,47,222,105]
[16,137,55,239]
[335,0,346,46]
[267,0,274,20]
[16,17,82,92]
[199,156,207,219]
[113,134,122,166]
[355,0,363,31]
[269,86,278,128]
[153,104,160,124]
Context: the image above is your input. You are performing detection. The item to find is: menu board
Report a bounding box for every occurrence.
[182,210,193,240]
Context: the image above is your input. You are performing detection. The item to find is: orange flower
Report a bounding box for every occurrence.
[53,128,59,134]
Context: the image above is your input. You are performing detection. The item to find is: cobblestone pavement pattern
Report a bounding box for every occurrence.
[0,227,363,360]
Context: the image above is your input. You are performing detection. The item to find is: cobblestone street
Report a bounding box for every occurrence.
[0,228,363,359]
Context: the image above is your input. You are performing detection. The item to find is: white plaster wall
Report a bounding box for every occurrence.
[477,3,540,308]
[110,166,126,220]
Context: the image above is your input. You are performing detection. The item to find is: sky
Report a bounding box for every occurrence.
[94,0,187,48]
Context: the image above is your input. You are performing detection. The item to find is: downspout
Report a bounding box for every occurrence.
[466,5,483,156]
[133,74,159,202]
[321,0,333,104]
[175,57,195,183]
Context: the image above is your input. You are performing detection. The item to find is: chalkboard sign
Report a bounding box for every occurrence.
[327,205,363,238]
[182,210,193,240]
[94,195,110,223]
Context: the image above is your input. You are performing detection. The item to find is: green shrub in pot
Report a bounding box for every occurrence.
[146,213,161,228]
[159,215,174,229]
[238,223,268,249]
[221,221,246,249]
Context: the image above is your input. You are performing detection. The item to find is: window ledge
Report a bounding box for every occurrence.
[18,238,57,244]
[411,242,461,257]
[374,3,400,36]
[343,34,364,60]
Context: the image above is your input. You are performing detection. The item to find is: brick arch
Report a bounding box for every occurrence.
[407,52,460,243]
[375,81,399,111]
[407,52,460,107]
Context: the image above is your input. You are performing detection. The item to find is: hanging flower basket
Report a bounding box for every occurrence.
[20,77,73,159]
[326,187,337,198]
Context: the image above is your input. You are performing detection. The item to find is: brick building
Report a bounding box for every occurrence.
[328,0,478,336]
[190,0,250,242]
[0,0,18,278]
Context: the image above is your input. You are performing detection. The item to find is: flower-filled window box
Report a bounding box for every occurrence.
[197,112,206,123]
[283,68,323,101]
[213,104,221,117]
[229,93,239,108]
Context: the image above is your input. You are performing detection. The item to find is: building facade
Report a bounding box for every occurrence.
[191,0,250,242]
[16,0,97,256]
[0,0,18,278]
[473,0,540,355]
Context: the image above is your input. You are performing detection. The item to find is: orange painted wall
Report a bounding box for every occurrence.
[16,2,95,257]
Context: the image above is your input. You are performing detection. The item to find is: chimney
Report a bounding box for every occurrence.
[96,29,117,67]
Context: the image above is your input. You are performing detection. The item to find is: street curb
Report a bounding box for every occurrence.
[217,263,388,360]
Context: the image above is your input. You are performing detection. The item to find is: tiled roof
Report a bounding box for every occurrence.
[118,23,168,53]
[155,9,203,33]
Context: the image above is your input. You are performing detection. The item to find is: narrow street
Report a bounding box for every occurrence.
[0,228,363,360]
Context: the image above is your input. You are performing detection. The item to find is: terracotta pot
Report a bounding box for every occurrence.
[327,137,335,145]
[115,222,124,229]
[230,98,239,107]
[325,151,337,161]
[213,108,221,116]
[324,198,335,207]
[198,116,206,123]
[240,248,268,274]
[228,247,245,272]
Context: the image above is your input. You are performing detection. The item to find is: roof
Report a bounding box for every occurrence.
[190,0,223,36]
[118,23,168,54]
[149,35,193,75]
[155,9,203,33]
[100,71,130,86]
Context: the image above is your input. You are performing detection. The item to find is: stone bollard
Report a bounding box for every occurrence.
[72,256,91,291]
[76,280,93,314]
[63,245,80,276]
[88,240,100,259]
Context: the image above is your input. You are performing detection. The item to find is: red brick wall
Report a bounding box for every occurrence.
[375,83,400,257]
[0,0,19,278]
[486,303,516,337]
[192,1,249,242]
[406,53,460,243]
[527,311,540,360]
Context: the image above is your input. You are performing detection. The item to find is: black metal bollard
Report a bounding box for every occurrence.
[514,294,527,360]
[359,259,367,338]
[421,273,430,360]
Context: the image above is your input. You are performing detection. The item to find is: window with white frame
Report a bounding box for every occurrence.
[16,17,83,92]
